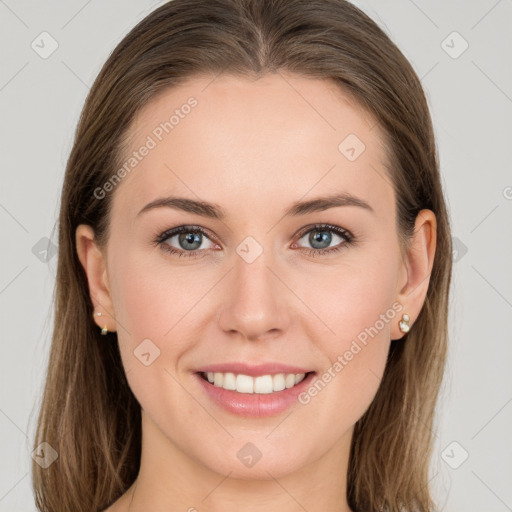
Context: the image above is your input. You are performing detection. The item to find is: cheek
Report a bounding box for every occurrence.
[107,247,180,374]
[108,245,222,394]
[110,245,204,339]
[113,268,168,339]
[296,253,398,419]
[108,250,200,420]
[299,248,399,347]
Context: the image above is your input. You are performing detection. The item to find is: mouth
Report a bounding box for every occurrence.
[197,370,317,394]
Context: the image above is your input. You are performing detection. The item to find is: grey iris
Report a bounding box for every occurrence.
[179,232,202,250]
[310,229,331,249]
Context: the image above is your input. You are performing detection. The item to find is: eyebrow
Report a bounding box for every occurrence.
[136,192,374,220]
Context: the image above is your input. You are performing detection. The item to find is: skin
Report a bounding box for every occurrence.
[76,72,436,512]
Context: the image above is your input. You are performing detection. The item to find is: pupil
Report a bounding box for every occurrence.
[179,232,201,250]
[311,230,331,249]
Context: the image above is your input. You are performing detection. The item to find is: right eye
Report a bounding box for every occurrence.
[155,225,217,258]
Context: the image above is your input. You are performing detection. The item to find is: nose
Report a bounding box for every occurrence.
[216,251,291,342]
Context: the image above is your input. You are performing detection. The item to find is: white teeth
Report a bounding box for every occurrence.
[285,374,296,388]
[273,373,286,391]
[236,374,254,393]
[204,371,307,394]
[222,372,236,390]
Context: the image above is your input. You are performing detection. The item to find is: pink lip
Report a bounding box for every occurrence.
[194,362,313,377]
[194,370,316,418]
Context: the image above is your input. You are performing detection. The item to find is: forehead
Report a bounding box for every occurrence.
[112,72,393,222]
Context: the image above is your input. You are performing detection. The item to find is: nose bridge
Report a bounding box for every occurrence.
[217,239,290,340]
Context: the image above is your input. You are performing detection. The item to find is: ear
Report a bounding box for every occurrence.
[391,209,437,340]
[75,224,117,333]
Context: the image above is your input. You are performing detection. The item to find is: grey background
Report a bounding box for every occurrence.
[1,0,511,510]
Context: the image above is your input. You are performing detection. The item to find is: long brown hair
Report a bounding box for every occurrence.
[31,1,453,510]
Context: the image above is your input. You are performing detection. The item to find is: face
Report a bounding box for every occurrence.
[87,73,409,480]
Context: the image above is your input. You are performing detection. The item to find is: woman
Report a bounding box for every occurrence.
[31,0,453,511]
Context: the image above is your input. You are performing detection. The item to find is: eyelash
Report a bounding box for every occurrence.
[153,223,354,259]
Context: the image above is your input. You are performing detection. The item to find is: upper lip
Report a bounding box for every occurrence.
[195,362,315,377]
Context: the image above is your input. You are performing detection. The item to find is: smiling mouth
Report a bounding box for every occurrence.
[198,371,316,394]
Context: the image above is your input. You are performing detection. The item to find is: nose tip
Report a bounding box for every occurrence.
[216,258,290,341]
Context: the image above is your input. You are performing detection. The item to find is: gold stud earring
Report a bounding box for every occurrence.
[93,311,109,335]
[399,313,411,333]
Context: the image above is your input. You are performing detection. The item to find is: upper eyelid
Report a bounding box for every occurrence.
[157,225,215,242]
[295,224,350,238]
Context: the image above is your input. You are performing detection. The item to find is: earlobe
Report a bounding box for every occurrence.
[75,224,117,333]
[392,209,437,340]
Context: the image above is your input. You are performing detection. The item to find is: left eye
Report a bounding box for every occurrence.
[294,225,349,251]
[294,225,352,254]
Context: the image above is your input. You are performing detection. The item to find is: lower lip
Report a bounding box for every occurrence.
[194,372,316,418]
